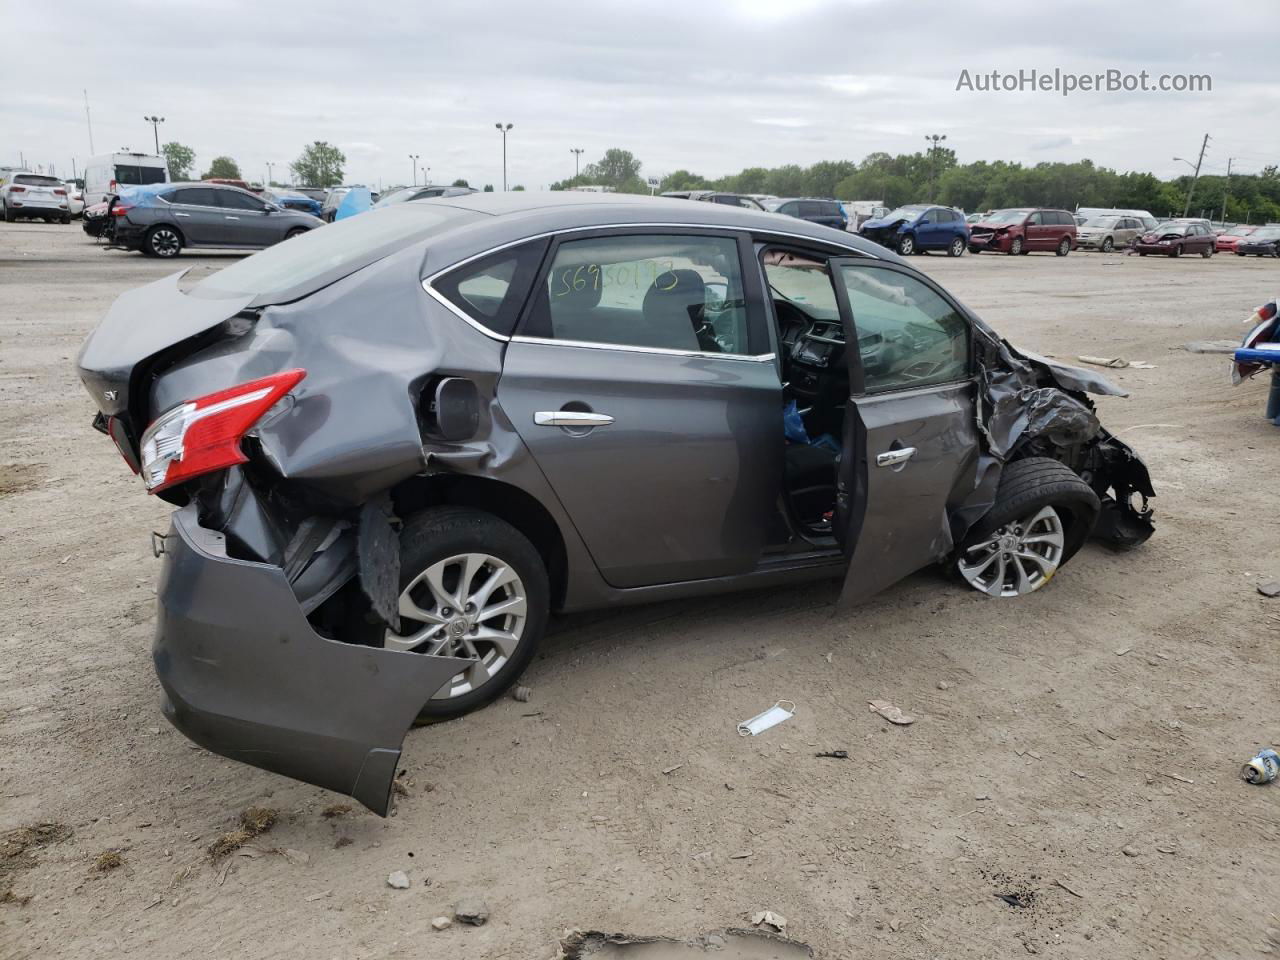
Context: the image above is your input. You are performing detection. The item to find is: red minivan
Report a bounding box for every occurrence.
[969,208,1077,256]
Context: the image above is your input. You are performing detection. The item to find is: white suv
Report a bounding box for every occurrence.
[1,172,71,223]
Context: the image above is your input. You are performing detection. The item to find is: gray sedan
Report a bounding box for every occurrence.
[77,192,1155,813]
[108,182,322,257]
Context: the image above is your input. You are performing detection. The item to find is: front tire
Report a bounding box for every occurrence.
[897,234,915,256]
[955,458,1100,598]
[146,225,183,258]
[947,236,965,257]
[387,507,549,722]
[1101,237,1114,252]
[285,227,308,240]
[1008,237,1024,256]
[1168,244,1181,258]
[1201,246,1213,258]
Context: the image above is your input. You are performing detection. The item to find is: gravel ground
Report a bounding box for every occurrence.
[2,221,1278,959]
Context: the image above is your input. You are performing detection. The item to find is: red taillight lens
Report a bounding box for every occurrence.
[111,204,133,217]
[9,185,24,193]
[54,188,66,196]
[139,370,306,493]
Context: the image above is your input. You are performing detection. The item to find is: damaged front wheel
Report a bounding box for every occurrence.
[387,507,548,722]
[954,457,1100,598]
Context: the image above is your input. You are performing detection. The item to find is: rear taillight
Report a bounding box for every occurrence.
[111,204,133,217]
[139,370,306,493]
[54,188,66,196]
[9,185,24,193]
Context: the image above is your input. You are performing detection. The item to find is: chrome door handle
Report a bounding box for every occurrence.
[174,212,191,217]
[876,447,916,468]
[224,216,240,220]
[534,411,614,427]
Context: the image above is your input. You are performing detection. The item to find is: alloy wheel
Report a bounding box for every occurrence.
[956,505,1065,598]
[1102,237,1114,252]
[150,228,181,257]
[387,552,528,700]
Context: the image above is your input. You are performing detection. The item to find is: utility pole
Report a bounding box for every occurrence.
[495,123,513,191]
[144,115,165,154]
[925,133,946,201]
[409,154,420,186]
[1181,133,1209,217]
[570,147,584,178]
[266,161,274,187]
[84,90,95,154]
[1221,157,1234,225]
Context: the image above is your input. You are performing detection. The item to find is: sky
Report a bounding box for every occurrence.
[4,0,1277,191]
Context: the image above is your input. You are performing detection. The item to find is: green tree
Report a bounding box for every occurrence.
[483,184,494,192]
[657,169,711,193]
[512,184,525,191]
[289,141,345,188]
[451,179,470,187]
[161,142,195,180]
[201,156,241,180]
[553,148,647,194]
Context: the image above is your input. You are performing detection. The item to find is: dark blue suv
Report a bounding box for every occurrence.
[859,204,969,256]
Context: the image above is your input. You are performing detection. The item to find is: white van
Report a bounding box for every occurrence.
[83,152,170,206]
[1075,207,1158,231]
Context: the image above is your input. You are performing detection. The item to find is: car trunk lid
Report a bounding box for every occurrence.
[76,269,254,421]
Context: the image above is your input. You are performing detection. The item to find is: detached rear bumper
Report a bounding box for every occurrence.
[154,505,470,815]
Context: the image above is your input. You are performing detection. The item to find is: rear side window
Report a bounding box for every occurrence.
[167,187,218,206]
[433,240,548,336]
[115,164,167,186]
[523,233,751,354]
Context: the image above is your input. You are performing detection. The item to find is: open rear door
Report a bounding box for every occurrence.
[828,258,980,608]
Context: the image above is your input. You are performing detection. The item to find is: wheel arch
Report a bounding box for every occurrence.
[390,474,569,610]
[147,220,187,246]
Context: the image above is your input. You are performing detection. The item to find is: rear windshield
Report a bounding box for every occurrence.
[115,164,167,185]
[14,175,62,186]
[192,204,484,301]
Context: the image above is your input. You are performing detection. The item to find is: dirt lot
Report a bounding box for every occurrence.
[2,221,1278,959]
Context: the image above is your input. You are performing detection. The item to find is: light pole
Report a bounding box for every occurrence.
[409,154,420,186]
[266,162,274,187]
[570,147,584,179]
[144,115,165,154]
[495,123,513,191]
[925,133,946,201]
[423,166,430,186]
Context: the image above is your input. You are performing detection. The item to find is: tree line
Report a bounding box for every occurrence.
[559,147,1280,223]
[158,140,1280,222]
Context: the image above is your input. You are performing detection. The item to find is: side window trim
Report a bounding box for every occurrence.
[512,226,773,359]
[829,259,974,398]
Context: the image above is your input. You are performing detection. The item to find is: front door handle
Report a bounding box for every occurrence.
[534,411,614,427]
[876,447,916,468]
[174,212,191,217]
[224,216,240,220]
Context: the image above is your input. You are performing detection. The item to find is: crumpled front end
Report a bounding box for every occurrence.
[155,504,472,815]
[858,218,909,248]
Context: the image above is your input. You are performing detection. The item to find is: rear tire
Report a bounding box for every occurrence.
[145,225,183,258]
[955,458,1100,598]
[285,227,308,240]
[947,236,965,257]
[1056,237,1071,256]
[1200,246,1213,258]
[2,203,12,223]
[387,507,549,723]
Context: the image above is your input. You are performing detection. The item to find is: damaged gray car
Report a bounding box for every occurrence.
[76,193,1155,814]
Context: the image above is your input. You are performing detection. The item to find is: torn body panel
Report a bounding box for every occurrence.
[155,504,471,815]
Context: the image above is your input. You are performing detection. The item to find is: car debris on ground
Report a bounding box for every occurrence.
[868,699,916,725]
[454,897,491,925]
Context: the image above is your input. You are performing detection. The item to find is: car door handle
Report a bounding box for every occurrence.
[876,447,916,468]
[174,212,190,217]
[534,411,614,427]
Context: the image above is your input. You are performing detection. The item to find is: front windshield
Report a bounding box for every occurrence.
[762,199,785,211]
[374,187,418,207]
[193,204,483,299]
[883,205,927,222]
[984,209,1031,224]
[1082,217,1119,228]
[1250,227,1280,240]
[1225,225,1256,237]
[1157,224,1189,235]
